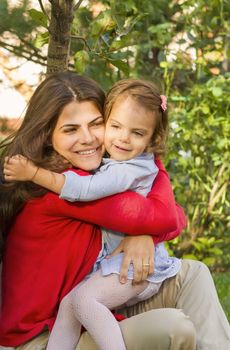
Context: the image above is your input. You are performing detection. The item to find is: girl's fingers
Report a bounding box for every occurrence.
[3,174,15,182]
[3,168,14,176]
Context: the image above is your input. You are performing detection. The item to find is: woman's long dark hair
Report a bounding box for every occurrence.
[0,72,105,248]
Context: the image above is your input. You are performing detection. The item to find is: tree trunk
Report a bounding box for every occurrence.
[47,0,74,74]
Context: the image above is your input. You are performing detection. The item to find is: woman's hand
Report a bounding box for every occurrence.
[108,235,154,284]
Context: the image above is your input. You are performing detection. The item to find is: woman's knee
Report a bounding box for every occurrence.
[120,308,196,350]
[170,309,196,349]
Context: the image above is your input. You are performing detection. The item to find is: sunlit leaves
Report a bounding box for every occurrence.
[28,9,48,28]
[74,50,90,73]
[33,32,49,48]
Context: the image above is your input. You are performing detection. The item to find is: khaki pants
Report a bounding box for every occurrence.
[7,260,230,350]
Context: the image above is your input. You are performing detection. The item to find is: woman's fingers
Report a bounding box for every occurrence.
[110,235,155,284]
[141,256,154,281]
[132,258,144,283]
[119,254,131,284]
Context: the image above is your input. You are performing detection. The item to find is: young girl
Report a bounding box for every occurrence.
[4,79,181,350]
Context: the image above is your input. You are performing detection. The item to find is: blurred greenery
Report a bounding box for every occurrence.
[214,271,230,322]
[0,0,229,270]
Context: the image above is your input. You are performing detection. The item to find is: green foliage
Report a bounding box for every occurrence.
[28,9,48,28]
[0,0,46,66]
[74,50,90,73]
[165,75,230,268]
[214,272,230,321]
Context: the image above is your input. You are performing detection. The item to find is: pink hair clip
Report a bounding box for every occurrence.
[160,95,167,112]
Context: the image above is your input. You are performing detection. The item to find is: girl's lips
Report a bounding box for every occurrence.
[114,145,131,152]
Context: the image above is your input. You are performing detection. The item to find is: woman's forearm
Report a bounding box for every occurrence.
[51,160,185,240]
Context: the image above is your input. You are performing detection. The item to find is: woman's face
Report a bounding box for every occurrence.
[52,101,105,171]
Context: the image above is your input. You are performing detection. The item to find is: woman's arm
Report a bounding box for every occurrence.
[49,159,186,242]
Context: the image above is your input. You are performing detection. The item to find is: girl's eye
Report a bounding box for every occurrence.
[133,131,144,136]
[111,124,119,129]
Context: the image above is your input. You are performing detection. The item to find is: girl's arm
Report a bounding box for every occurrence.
[5,155,185,242]
[4,155,158,202]
[48,159,186,243]
[60,158,158,201]
[4,155,65,193]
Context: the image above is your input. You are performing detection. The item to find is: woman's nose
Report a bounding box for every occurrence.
[79,128,96,144]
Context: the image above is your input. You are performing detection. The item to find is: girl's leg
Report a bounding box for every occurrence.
[46,286,83,350]
[71,270,148,350]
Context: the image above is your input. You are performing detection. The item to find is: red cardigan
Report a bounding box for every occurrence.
[0,160,186,346]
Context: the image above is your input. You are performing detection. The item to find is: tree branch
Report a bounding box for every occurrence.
[38,0,50,21]
[71,35,91,51]
[0,41,47,66]
[73,0,84,11]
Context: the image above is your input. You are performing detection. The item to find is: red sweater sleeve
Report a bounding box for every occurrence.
[47,159,186,243]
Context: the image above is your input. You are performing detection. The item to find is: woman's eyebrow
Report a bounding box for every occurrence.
[60,116,104,129]
[89,116,104,124]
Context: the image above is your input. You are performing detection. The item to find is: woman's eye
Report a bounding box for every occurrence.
[63,128,75,133]
[111,124,119,129]
[91,121,104,127]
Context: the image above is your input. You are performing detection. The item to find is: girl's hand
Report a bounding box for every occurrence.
[4,155,38,182]
[108,235,154,284]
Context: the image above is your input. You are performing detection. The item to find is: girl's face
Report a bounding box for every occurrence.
[104,95,156,161]
[52,101,105,171]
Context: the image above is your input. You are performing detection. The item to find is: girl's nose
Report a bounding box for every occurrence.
[119,130,130,143]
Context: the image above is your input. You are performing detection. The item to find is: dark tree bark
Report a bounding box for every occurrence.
[47,0,74,74]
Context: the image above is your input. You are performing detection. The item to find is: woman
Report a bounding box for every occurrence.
[1,72,229,350]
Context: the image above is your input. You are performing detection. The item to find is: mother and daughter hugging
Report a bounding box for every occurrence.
[1,72,230,350]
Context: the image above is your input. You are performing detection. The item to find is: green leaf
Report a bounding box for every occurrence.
[33,31,49,48]
[192,241,203,252]
[201,105,210,114]
[160,61,168,68]
[108,59,129,75]
[109,34,133,51]
[74,50,90,74]
[28,9,48,28]
[212,87,222,97]
[202,257,216,266]
[182,254,198,260]
[208,248,223,256]
[91,11,116,37]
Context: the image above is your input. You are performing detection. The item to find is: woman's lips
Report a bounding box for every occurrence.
[77,148,98,155]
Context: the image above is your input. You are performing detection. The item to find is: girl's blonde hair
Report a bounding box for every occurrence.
[104,79,168,157]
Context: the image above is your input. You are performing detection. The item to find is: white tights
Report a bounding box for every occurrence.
[46,270,148,350]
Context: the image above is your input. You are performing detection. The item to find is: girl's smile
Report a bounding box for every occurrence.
[104,95,156,161]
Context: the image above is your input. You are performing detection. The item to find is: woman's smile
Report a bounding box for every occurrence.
[76,147,100,156]
[52,101,105,171]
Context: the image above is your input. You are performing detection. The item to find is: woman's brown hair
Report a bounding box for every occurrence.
[104,79,168,156]
[0,71,105,243]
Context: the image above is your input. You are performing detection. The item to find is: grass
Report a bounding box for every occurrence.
[213,271,230,322]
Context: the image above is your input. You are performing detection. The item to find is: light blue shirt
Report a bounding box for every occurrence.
[60,153,158,201]
[60,153,181,283]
